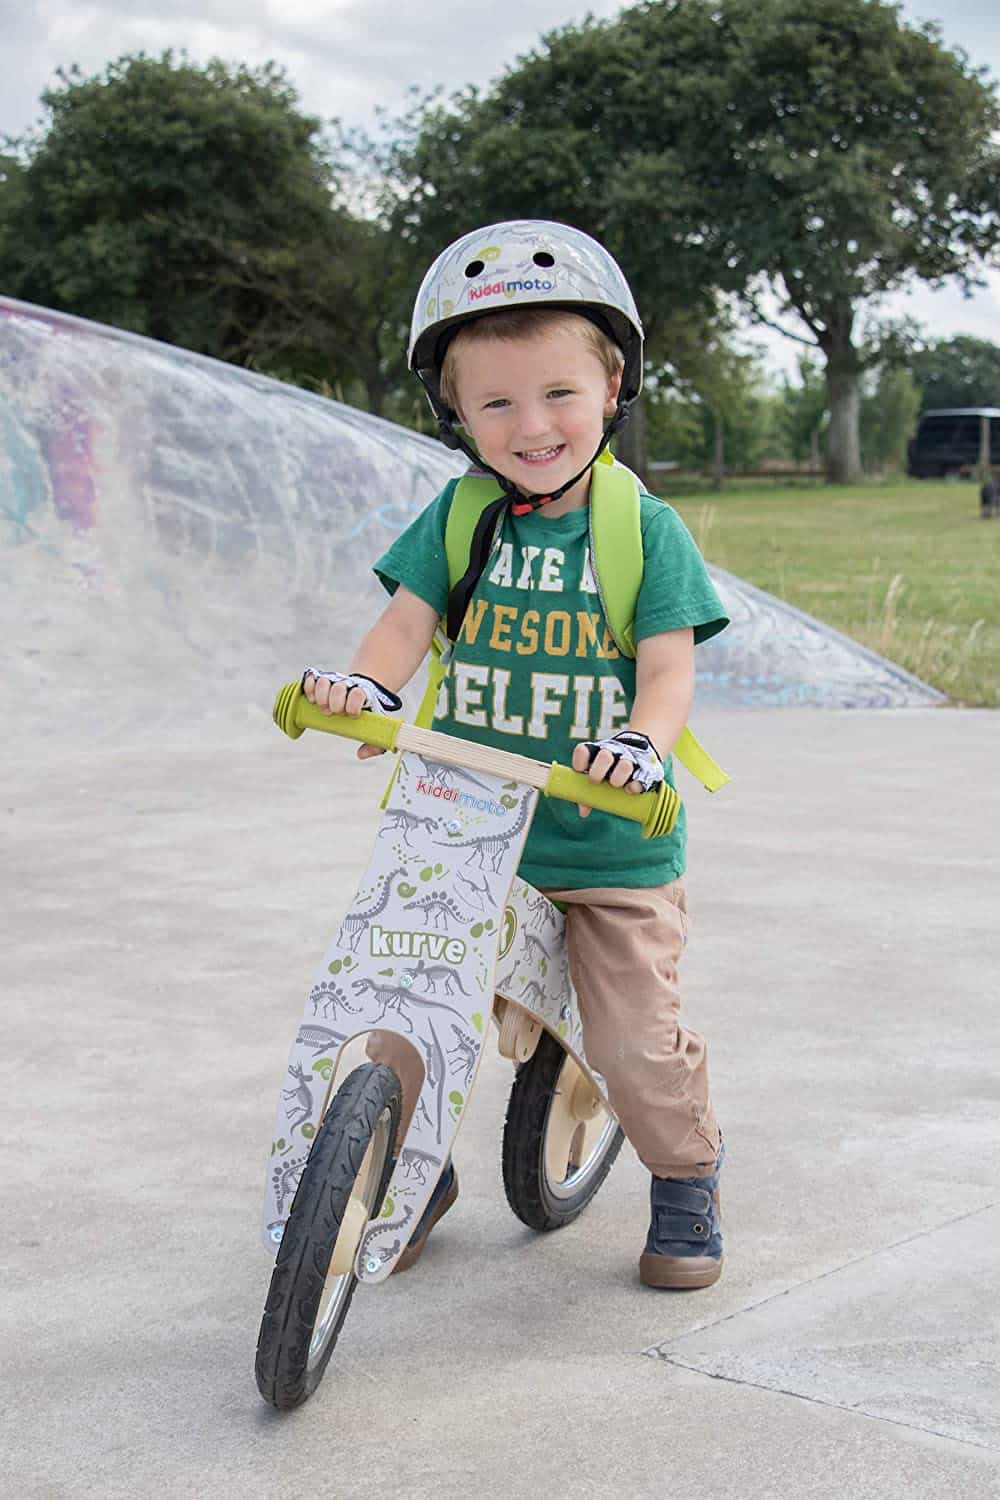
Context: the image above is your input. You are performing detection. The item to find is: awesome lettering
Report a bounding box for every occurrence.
[458,602,620,660]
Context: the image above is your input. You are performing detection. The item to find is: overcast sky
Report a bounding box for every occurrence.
[2,0,998,377]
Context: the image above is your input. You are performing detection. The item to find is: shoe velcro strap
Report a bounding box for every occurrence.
[651,1182,712,1215]
[654,1207,713,1244]
[651,1182,714,1245]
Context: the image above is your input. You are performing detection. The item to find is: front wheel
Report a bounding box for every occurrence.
[255,1062,401,1410]
[502,1029,623,1231]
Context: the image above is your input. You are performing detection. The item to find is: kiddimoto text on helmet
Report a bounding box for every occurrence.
[468,277,556,303]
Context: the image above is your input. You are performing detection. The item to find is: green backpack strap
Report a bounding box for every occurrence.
[411,475,504,733]
[381,478,497,805]
[445,475,504,586]
[590,455,729,792]
[413,627,451,730]
[672,726,730,792]
[382,623,454,806]
[589,451,642,659]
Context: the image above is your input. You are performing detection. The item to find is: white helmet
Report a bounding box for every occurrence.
[409,220,644,420]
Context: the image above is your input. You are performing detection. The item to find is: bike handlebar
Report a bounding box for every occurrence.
[273,680,680,839]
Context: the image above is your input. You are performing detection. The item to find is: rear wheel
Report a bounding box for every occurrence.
[502,1029,623,1231]
[255,1062,400,1409]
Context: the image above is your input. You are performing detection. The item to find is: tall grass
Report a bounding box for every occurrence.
[670,479,999,707]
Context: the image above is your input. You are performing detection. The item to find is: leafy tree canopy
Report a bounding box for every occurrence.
[395,21,718,350]
[399,0,1000,480]
[908,335,1000,410]
[0,53,351,372]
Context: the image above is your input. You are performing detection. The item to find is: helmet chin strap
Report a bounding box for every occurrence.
[435,399,634,644]
[435,402,632,515]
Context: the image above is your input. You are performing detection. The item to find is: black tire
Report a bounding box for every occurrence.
[255,1062,401,1410]
[502,1028,624,1232]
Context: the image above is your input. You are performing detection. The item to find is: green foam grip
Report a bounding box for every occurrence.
[272,681,401,752]
[543,764,681,839]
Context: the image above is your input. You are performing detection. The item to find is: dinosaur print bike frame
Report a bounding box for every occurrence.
[263,680,680,1284]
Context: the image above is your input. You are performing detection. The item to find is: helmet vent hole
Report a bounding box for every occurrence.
[464,259,486,278]
[533,251,555,268]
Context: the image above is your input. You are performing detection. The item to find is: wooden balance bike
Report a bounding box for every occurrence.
[256,679,681,1409]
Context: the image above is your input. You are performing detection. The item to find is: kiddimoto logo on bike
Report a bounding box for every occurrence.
[415,778,509,818]
[467,276,556,304]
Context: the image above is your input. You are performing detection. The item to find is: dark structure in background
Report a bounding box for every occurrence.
[906,407,1000,516]
[907,407,1000,476]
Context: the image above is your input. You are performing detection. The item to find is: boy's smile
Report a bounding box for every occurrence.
[516,443,565,466]
[452,323,621,514]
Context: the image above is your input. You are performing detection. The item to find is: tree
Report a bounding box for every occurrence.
[0,54,356,384]
[399,0,1000,483]
[320,111,442,419]
[645,393,708,471]
[908,336,1000,411]
[779,356,828,468]
[654,320,773,484]
[0,152,27,272]
[860,365,922,471]
[391,47,727,478]
[647,372,780,477]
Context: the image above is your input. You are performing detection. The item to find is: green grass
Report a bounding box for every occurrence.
[667,478,1000,707]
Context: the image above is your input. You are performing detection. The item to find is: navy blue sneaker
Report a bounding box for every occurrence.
[639,1145,724,1289]
[392,1160,458,1274]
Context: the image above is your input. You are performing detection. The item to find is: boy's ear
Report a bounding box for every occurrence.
[605,368,623,413]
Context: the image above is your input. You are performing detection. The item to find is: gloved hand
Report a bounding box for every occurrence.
[301,668,403,716]
[577,730,664,792]
[301,669,402,760]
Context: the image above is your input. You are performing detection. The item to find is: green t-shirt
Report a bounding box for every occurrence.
[374,480,728,889]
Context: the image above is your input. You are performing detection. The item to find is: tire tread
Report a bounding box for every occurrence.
[255,1062,400,1409]
[501,1030,622,1232]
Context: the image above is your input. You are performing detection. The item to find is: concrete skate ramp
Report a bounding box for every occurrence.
[0,297,942,743]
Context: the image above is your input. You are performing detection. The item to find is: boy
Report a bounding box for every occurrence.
[304,221,729,1288]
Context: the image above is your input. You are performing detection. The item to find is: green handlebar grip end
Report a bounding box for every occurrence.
[542,762,681,837]
[273,680,307,739]
[272,681,402,752]
[642,782,682,839]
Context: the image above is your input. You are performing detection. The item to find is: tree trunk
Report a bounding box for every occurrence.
[615,394,648,484]
[711,410,725,490]
[820,306,863,485]
[977,413,991,482]
[825,367,863,483]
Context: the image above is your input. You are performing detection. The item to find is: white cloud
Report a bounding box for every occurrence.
[0,1,629,138]
[5,0,997,138]
[2,0,998,372]
[904,0,1000,65]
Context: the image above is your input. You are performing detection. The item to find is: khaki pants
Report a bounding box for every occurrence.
[368,879,720,1180]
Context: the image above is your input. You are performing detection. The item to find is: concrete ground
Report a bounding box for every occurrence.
[4,705,999,1499]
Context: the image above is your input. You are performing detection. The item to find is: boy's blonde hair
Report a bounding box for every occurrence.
[439,307,624,418]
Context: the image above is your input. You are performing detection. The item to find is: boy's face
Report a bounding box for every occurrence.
[452,324,621,507]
